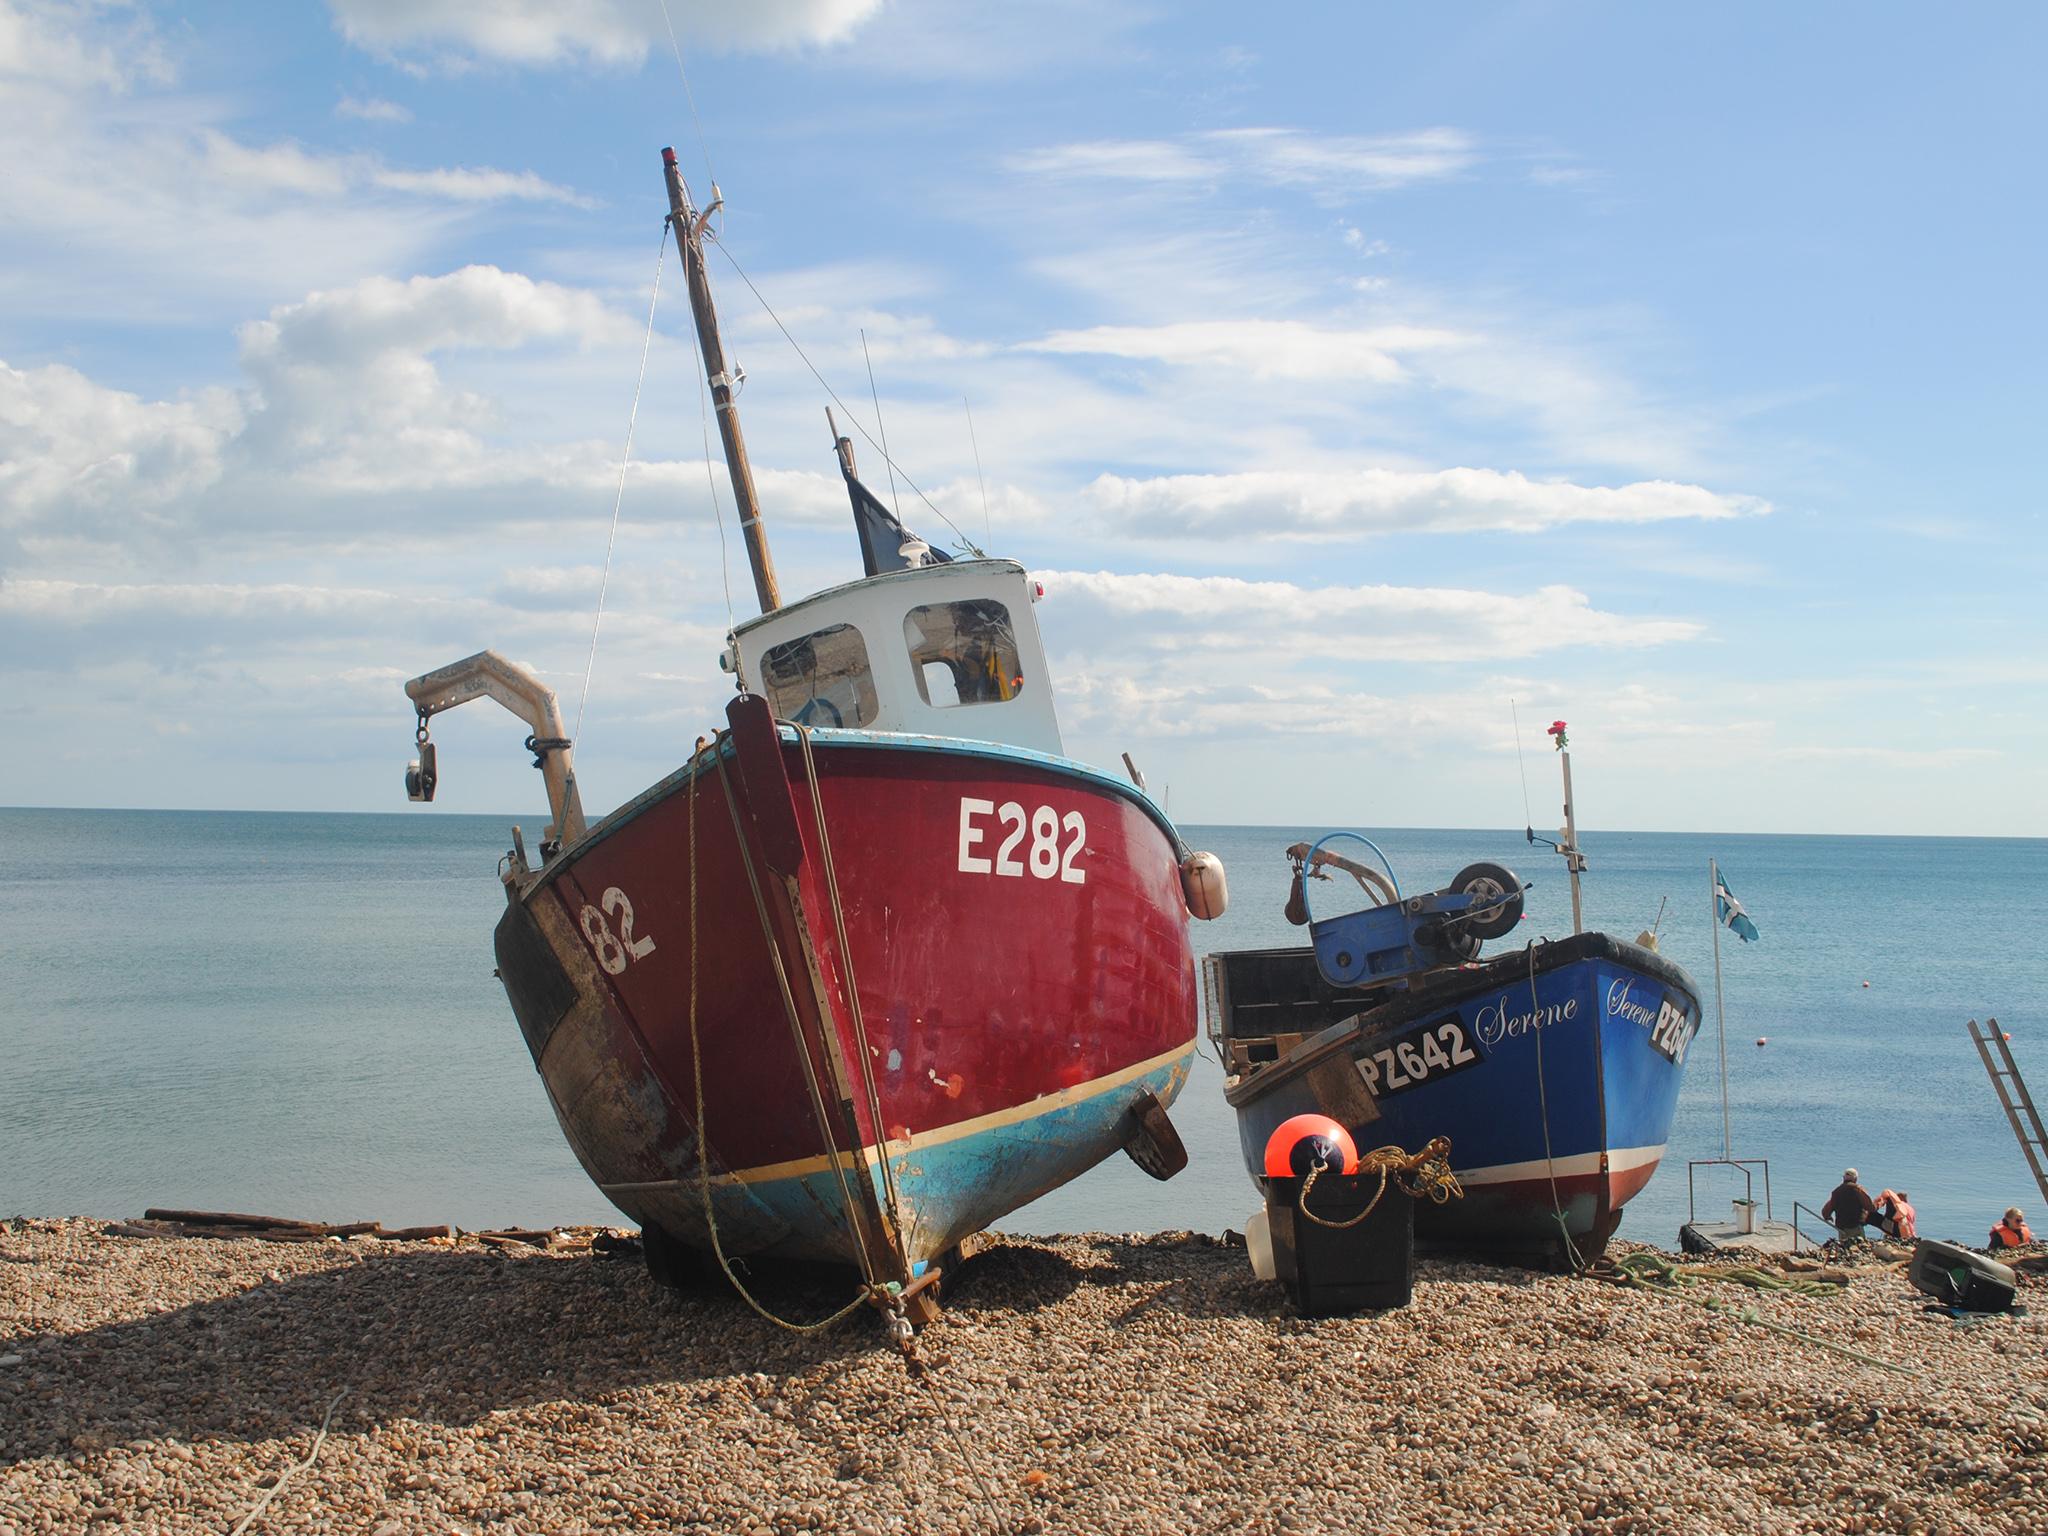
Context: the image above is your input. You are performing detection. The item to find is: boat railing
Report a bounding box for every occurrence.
[1685,1156,1775,1224]
[1788,1201,1835,1256]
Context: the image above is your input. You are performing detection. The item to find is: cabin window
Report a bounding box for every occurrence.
[760,624,879,729]
[903,600,1024,709]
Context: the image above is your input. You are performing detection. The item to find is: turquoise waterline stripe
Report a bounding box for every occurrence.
[621,1053,1193,1265]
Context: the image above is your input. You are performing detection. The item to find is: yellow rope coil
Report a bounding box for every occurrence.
[1297,1135,1464,1229]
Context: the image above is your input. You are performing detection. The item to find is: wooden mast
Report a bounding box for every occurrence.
[662,147,781,613]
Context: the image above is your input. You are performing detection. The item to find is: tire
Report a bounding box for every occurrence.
[1451,861,1524,941]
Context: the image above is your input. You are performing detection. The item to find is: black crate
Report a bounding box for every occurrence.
[1264,1171,1416,1314]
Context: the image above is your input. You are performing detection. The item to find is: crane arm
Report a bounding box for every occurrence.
[402,650,587,849]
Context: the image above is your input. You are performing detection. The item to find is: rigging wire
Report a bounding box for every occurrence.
[860,328,903,520]
[963,394,991,546]
[654,0,718,216]
[1510,696,1535,833]
[702,230,985,556]
[574,224,670,743]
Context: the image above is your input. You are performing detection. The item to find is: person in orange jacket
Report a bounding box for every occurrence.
[1989,1207,2034,1249]
[1874,1188,1916,1242]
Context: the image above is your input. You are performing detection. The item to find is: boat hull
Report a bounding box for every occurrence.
[495,720,1199,1273]
[1227,934,1700,1261]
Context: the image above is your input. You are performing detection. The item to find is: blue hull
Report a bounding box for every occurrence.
[1227,933,1701,1258]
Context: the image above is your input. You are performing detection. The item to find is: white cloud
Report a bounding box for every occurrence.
[371,165,590,205]
[1041,569,1701,664]
[1024,319,1466,383]
[1008,140,1217,184]
[0,360,240,528]
[0,4,589,318]
[0,0,165,93]
[1010,127,1477,197]
[1208,127,1477,195]
[336,94,411,123]
[1774,744,2000,768]
[326,0,884,69]
[232,266,644,494]
[1084,468,1766,540]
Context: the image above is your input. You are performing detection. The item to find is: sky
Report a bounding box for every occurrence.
[2,0,2043,836]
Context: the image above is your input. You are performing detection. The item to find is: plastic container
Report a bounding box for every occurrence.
[1733,1199,1757,1235]
[1245,1206,1276,1281]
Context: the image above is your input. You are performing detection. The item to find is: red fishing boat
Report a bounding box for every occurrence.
[399,150,1224,1314]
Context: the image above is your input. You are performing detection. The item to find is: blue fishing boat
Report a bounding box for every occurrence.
[1208,736,1702,1265]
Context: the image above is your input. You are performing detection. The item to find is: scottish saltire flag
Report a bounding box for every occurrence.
[1716,872,1761,943]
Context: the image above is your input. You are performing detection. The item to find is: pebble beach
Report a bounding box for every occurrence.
[3,1219,2045,1535]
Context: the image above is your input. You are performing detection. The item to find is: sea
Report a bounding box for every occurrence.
[3,807,2043,1250]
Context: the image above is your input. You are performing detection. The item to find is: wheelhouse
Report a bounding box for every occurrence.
[730,559,1063,756]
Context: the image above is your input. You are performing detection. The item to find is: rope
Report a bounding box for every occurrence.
[226,1386,349,1535]
[683,738,870,1333]
[901,1353,1011,1529]
[702,231,985,557]
[1296,1136,1463,1230]
[573,223,669,743]
[709,740,887,1287]
[790,724,905,1229]
[1589,1252,1919,1376]
[1526,941,1588,1273]
[1598,1250,1847,1297]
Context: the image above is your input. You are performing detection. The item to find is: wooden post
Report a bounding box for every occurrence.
[662,147,780,614]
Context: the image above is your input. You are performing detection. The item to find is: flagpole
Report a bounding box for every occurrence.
[1711,857,1731,1162]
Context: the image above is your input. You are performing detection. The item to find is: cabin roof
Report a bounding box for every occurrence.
[730,557,1027,640]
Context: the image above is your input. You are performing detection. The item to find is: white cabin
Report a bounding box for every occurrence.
[730,559,1064,756]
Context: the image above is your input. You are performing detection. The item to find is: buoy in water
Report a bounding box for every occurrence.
[2005,1032,2014,1043]
[1755,1037,1768,1047]
[1861,981,1870,988]
[1263,1113,1360,1179]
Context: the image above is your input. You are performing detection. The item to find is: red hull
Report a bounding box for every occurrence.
[494,719,1198,1269]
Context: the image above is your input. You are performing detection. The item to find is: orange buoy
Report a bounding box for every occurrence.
[2005,1033,2014,1043]
[1263,1114,1359,1179]
[1755,1037,1767,1047]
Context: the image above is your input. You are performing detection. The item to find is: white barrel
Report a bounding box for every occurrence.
[1181,850,1228,920]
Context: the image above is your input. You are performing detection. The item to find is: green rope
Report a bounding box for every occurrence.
[1592,1252,1920,1376]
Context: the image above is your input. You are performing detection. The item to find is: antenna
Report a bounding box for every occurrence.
[1510,697,1534,838]
[964,395,992,546]
[860,329,902,520]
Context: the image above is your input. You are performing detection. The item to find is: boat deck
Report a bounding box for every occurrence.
[1678,1217,1805,1256]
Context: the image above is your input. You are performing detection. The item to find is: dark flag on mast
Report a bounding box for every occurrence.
[848,470,952,576]
[833,423,952,576]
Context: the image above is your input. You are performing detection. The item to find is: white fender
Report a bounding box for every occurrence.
[1180,850,1229,920]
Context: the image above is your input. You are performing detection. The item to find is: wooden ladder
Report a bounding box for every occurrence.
[1967,1017,2048,1205]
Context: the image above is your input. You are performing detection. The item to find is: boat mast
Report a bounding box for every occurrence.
[1557,746,1586,935]
[662,147,780,614]
[1710,857,1732,1160]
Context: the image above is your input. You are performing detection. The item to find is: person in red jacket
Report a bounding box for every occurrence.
[1989,1208,2034,1249]
[1821,1169,1878,1243]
